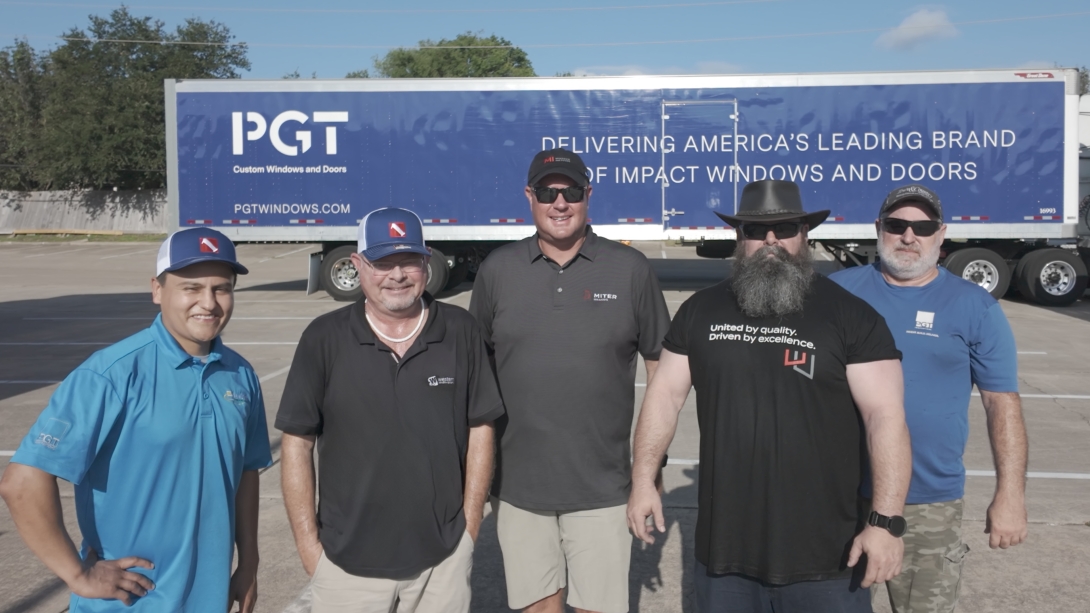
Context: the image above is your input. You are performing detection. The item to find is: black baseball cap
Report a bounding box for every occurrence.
[880,184,943,222]
[527,148,590,187]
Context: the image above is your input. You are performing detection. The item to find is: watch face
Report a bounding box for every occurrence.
[889,516,908,537]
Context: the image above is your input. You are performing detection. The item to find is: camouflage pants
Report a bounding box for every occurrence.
[873,499,970,613]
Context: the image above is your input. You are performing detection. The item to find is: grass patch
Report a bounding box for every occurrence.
[1,233,166,243]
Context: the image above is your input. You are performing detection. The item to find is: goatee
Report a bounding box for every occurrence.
[731,244,814,318]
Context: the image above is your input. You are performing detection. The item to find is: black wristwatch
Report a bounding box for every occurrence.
[868,511,908,537]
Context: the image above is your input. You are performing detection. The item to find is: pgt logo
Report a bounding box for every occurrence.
[232,111,348,156]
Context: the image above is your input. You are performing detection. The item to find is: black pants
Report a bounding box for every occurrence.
[694,560,872,613]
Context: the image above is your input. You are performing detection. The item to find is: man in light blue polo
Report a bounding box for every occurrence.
[0,228,272,612]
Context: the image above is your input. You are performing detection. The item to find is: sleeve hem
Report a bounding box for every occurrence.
[660,340,689,356]
[845,352,903,365]
[273,419,321,436]
[9,456,82,486]
[468,403,505,426]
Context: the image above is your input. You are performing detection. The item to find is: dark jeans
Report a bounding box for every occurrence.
[695,560,872,613]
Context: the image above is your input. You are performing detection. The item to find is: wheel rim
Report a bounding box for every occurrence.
[960,260,1001,293]
[329,257,359,292]
[1038,260,1078,296]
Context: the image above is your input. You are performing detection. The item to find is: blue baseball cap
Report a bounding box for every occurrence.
[357,207,430,261]
[156,228,249,276]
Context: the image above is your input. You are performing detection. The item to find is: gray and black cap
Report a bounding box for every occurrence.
[880,184,943,222]
[527,148,590,187]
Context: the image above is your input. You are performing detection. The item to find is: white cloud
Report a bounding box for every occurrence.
[571,61,742,76]
[875,8,958,51]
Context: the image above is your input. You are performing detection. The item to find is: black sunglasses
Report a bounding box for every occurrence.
[739,222,803,240]
[880,218,943,237]
[532,185,587,204]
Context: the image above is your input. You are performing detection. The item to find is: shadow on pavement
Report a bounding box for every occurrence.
[0,576,68,613]
[0,292,157,402]
[631,466,698,613]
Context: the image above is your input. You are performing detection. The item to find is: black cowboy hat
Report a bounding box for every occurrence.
[714,180,829,229]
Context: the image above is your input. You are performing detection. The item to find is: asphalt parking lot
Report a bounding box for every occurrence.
[1,239,1088,613]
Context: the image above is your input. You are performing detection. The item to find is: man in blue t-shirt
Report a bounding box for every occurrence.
[831,184,1028,613]
[0,228,272,612]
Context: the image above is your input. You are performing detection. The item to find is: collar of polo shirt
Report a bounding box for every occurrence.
[529,225,601,263]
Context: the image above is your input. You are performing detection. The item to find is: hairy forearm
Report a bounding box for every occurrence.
[632,388,682,489]
[235,470,260,568]
[280,434,319,551]
[866,411,912,516]
[463,423,495,531]
[0,464,84,585]
[981,391,1028,499]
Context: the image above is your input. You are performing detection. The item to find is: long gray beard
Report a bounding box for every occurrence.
[731,244,814,318]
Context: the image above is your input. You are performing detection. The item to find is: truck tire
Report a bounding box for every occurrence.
[942,248,1011,299]
[1015,248,1088,307]
[320,245,363,302]
[426,247,450,296]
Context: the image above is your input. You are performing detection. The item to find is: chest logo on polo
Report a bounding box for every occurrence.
[223,389,250,408]
[33,418,71,451]
[784,350,816,380]
[428,376,455,386]
[915,311,935,330]
[583,290,618,302]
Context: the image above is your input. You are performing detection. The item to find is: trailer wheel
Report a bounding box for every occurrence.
[320,245,362,302]
[942,248,1010,299]
[426,247,450,296]
[1015,249,1088,307]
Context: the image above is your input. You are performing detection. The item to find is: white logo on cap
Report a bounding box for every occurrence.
[389,222,407,237]
[201,238,220,253]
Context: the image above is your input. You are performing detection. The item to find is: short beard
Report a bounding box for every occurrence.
[731,244,814,318]
[878,235,941,280]
[374,285,422,312]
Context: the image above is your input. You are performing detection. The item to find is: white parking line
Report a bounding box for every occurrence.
[0,380,60,384]
[25,317,316,321]
[0,451,13,457]
[972,392,1090,400]
[100,248,157,260]
[257,245,315,263]
[259,365,292,383]
[1018,351,1047,355]
[24,247,90,259]
[663,459,1090,479]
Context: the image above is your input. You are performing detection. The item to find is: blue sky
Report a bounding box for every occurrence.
[1,1,1088,79]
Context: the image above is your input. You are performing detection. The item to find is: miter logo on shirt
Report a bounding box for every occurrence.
[33,418,71,450]
[427,376,455,386]
[783,349,816,380]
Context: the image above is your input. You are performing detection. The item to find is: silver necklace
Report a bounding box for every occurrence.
[365,299,427,344]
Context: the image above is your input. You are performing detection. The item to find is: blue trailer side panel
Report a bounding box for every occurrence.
[176,81,1065,229]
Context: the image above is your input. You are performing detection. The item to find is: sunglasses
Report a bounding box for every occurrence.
[739,222,803,240]
[532,185,587,204]
[880,218,943,237]
[365,256,426,275]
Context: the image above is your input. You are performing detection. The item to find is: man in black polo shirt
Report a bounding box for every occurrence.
[276,207,504,613]
[469,149,671,613]
[627,180,913,613]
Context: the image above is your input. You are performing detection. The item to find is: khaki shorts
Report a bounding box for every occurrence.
[872,499,969,613]
[491,497,632,613]
[310,530,474,613]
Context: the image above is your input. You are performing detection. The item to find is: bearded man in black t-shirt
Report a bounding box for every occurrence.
[627,180,913,613]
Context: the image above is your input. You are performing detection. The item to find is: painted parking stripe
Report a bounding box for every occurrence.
[0,380,60,384]
[663,459,1090,479]
[259,365,292,383]
[25,317,316,321]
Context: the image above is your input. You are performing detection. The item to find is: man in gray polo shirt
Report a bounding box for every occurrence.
[469,148,671,613]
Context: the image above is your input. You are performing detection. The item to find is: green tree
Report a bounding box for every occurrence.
[0,40,49,190]
[1079,66,1088,95]
[0,7,249,190]
[362,32,535,78]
